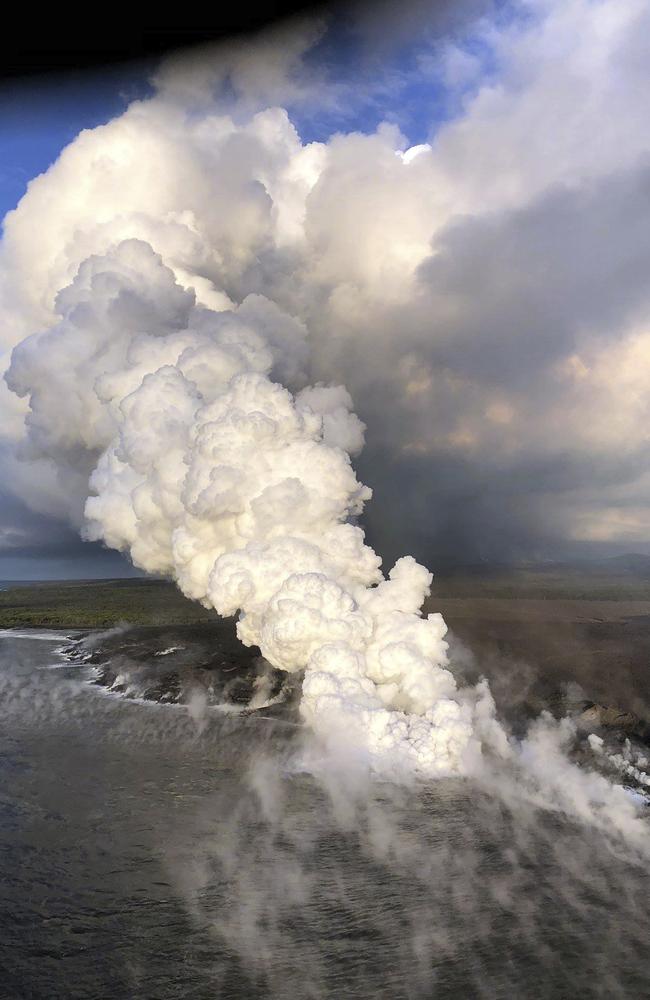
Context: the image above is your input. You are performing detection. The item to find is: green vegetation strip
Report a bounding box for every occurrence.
[0,579,216,628]
[0,570,648,629]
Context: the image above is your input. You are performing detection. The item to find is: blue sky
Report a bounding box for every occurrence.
[0,15,499,222]
[0,66,154,224]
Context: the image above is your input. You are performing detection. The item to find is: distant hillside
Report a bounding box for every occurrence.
[600,554,650,578]
[431,558,650,601]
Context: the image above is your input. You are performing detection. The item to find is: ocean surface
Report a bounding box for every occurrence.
[1,628,650,999]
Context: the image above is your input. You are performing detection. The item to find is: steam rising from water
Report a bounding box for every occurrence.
[6,238,505,776]
[5,238,650,855]
[2,631,649,997]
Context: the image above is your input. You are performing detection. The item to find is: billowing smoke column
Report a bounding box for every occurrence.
[6,239,505,775]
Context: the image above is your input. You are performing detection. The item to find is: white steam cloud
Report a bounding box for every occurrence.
[6,237,504,775]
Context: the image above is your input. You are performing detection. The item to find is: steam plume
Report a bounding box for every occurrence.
[6,238,504,774]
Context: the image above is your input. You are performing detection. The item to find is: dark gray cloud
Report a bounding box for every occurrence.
[328,163,650,564]
[0,490,137,578]
[415,163,650,379]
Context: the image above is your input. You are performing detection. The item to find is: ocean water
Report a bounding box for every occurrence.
[1,629,649,999]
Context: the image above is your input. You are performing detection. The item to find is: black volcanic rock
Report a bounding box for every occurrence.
[63,622,299,716]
